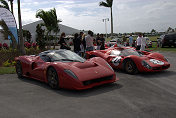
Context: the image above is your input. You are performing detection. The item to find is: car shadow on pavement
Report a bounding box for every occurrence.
[114,69,176,78]
[55,83,123,97]
[19,77,123,97]
[138,70,176,78]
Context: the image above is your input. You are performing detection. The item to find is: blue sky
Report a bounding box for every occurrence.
[9,0,176,33]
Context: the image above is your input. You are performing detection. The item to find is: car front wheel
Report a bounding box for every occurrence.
[16,61,23,78]
[47,67,59,89]
[124,60,138,74]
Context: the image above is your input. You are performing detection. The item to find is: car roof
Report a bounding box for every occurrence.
[39,49,68,56]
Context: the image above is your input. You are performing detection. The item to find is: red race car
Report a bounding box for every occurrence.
[86,47,170,74]
[15,50,117,90]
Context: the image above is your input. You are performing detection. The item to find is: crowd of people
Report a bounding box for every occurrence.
[58,30,105,57]
[58,31,148,57]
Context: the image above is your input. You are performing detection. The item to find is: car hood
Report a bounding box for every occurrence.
[60,60,114,81]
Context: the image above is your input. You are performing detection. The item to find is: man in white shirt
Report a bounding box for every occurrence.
[85,30,94,51]
[136,33,142,50]
[140,36,146,51]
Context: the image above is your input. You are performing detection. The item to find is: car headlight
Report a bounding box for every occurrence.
[164,57,169,62]
[141,60,152,69]
[64,69,78,79]
[106,63,114,71]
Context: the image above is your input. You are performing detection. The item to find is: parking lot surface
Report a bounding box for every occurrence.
[0,52,176,118]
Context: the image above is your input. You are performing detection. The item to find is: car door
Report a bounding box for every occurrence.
[30,55,50,81]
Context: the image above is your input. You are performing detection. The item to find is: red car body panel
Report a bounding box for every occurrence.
[15,55,118,90]
[86,47,170,73]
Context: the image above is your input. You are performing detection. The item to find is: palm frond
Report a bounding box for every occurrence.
[0,0,10,10]
[106,0,113,7]
[99,1,109,7]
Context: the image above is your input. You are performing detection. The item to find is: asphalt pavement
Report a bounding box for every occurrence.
[0,51,176,118]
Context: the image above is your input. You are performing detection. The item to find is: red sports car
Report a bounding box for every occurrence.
[86,47,170,74]
[15,50,117,90]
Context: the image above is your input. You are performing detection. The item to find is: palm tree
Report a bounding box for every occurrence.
[99,0,113,36]
[8,0,13,14]
[36,8,61,48]
[0,0,9,10]
[17,0,25,54]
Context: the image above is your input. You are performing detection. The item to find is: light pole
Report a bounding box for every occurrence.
[102,18,109,38]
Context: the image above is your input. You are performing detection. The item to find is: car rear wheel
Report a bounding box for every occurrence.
[16,61,23,78]
[124,60,138,74]
[47,67,59,89]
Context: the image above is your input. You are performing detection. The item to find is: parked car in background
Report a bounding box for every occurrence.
[106,38,122,47]
[86,47,170,74]
[157,33,176,48]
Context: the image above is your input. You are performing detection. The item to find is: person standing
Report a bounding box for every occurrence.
[79,32,86,57]
[85,30,94,51]
[140,35,146,51]
[59,32,70,50]
[73,33,81,55]
[136,33,142,50]
[129,34,133,47]
[96,33,101,50]
[122,35,127,47]
[100,34,105,50]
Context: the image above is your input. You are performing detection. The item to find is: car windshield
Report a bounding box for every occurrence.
[110,49,141,56]
[49,50,85,62]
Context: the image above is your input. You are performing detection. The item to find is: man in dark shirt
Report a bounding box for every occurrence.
[100,34,105,50]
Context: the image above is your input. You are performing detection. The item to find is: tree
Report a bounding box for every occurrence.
[167,27,173,33]
[99,0,114,36]
[0,0,9,10]
[36,8,61,48]
[23,30,31,43]
[17,0,25,54]
[151,29,156,34]
[8,0,13,14]
[36,24,46,50]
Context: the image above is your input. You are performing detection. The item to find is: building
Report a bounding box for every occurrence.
[22,20,81,42]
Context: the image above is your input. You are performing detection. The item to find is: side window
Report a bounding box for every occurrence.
[40,55,51,62]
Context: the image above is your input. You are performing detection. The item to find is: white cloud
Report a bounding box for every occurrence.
[11,0,176,33]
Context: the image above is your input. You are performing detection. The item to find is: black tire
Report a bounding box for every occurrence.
[124,59,138,74]
[161,43,164,48]
[16,61,23,78]
[47,67,59,89]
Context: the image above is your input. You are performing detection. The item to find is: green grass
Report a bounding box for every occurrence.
[146,42,176,52]
[0,67,16,75]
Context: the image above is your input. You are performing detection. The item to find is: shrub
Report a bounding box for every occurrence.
[3,43,9,49]
[2,60,11,67]
[32,42,37,48]
[24,42,31,49]
[11,61,16,66]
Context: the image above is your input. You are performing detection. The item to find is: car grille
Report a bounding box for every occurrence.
[152,67,160,70]
[152,65,170,70]
[82,75,113,86]
[162,65,170,69]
